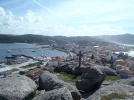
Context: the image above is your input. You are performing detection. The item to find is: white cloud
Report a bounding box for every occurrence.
[0,7,6,16]
[24,10,43,23]
[0,7,127,36]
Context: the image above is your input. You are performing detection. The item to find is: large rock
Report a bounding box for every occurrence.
[76,67,106,92]
[73,65,89,75]
[88,78,134,100]
[64,83,81,100]
[39,71,81,100]
[33,87,73,100]
[0,75,37,100]
[39,71,64,91]
[54,64,75,74]
[93,65,118,76]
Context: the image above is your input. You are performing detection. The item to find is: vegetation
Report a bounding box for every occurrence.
[59,72,81,85]
[0,34,66,45]
[12,68,19,72]
[100,93,129,100]
[20,65,33,69]
[58,73,121,85]
[0,34,114,46]
[105,75,121,81]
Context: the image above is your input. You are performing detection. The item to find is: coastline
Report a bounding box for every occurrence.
[0,43,68,62]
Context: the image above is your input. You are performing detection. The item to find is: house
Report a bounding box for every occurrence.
[26,68,42,80]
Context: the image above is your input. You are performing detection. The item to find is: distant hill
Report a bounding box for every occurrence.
[96,33,134,45]
[0,34,114,46]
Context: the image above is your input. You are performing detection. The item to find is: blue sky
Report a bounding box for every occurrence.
[0,0,133,36]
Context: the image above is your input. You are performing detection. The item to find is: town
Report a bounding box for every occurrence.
[0,42,134,100]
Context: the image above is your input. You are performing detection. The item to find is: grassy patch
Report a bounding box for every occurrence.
[59,72,81,85]
[12,68,19,72]
[105,75,121,81]
[101,93,129,100]
[20,65,33,69]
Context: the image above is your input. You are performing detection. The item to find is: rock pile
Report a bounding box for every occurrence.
[0,64,126,100]
[37,71,81,100]
[54,64,118,76]
[93,65,119,76]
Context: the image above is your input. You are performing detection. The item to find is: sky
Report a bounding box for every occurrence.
[0,0,134,36]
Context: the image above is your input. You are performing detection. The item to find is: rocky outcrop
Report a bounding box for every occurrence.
[87,78,134,100]
[54,64,89,75]
[54,64,76,74]
[76,66,106,92]
[39,71,64,91]
[73,65,118,76]
[33,87,73,100]
[117,77,134,86]
[39,71,81,100]
[73,65,89,75]
[55,64,118,76]
[64,83,81,100]
[0,75,37,100]
[93,65,118,76]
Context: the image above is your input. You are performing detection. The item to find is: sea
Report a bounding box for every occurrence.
[0,43,67,61]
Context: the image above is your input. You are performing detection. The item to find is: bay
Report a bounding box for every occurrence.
[0,43,67,61]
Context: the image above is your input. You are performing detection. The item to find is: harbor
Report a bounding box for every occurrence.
[0,43,67,62]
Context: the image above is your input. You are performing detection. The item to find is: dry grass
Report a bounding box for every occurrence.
[101,93,129,100]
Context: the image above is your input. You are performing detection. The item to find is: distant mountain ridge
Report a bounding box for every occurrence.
[96,33,134,45]
[0,34,114,46]
[1,33,133,46]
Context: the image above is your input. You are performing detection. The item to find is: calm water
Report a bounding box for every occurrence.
[0,43,67,61]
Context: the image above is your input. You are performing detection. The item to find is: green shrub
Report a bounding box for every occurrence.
[105,75,121,81]
[12,68,19,72]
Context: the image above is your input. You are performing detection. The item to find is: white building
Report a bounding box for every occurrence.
[0,66,12,77]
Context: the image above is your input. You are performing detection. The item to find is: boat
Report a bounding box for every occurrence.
[7,50,12,53]
[5,56,15,59]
